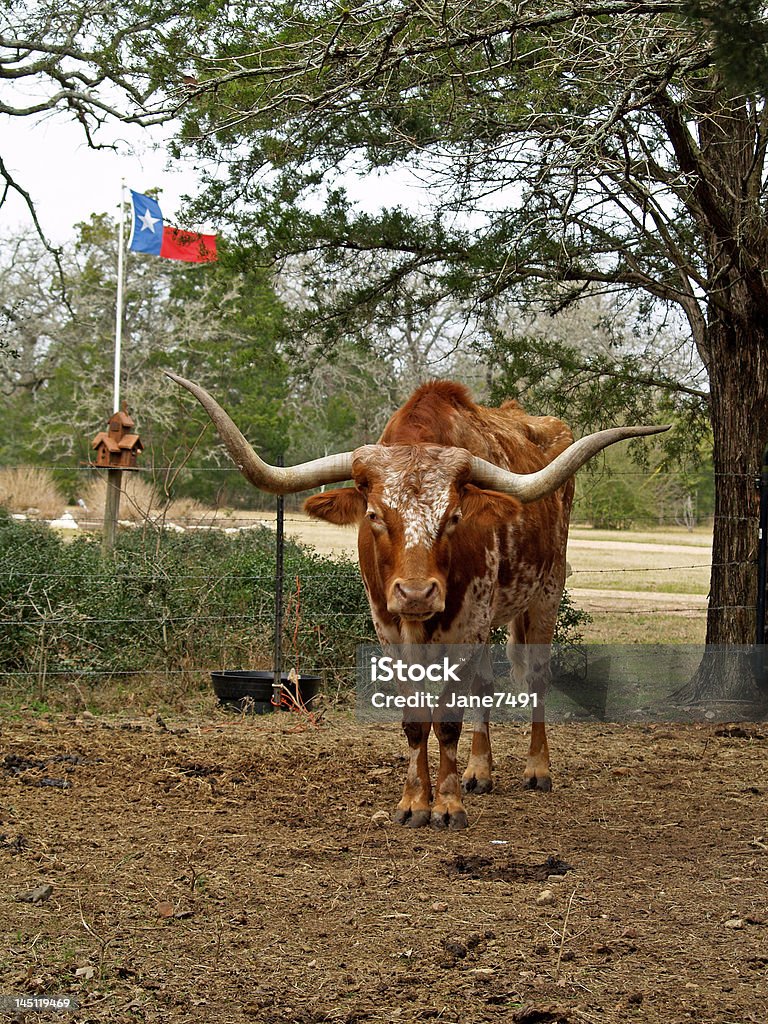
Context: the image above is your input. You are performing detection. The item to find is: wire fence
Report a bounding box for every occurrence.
[1,458,762,698]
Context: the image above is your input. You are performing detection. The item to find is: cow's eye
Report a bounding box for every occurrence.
[451,512,462,525]
[366,510,379,522]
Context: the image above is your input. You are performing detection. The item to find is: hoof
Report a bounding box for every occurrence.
[406,809,431,828]
[462,776,493,795]
[430,808,468,830]
[392,807,431,827]
[523,775,552,792]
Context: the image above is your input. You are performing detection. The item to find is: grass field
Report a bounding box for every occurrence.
[241,513,711,645]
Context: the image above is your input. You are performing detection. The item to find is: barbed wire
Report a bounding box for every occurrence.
[0,559,748,582]
[14,462,759,480]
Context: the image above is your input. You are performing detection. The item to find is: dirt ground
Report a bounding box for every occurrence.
[2,709,766,1024]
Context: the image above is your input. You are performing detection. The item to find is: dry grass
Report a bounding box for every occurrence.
[82,474,158,522]
[0,465,66,519]
[81,474,211,526]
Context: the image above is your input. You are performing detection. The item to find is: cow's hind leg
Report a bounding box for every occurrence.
[462,720,493,794]
[460,649,494,795]
[509,612,553,792]
[393,719,432,827]
[431,719,468,829]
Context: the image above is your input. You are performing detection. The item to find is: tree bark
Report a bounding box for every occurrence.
[678,282,768,706]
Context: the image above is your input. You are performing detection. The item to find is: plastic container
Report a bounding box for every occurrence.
[210,670,321,713]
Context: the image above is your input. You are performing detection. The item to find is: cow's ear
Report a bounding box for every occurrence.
[460,486,521,525]
[304,487,366,525]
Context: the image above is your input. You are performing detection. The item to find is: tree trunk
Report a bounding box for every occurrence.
[677,289,768,707]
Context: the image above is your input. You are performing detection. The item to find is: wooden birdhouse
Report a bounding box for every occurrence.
[91,404,144,470]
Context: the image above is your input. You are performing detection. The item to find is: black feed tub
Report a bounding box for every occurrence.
[211,670,321,714]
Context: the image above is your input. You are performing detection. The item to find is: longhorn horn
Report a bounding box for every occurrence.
[165,371,354,494]
[468,424,670,502]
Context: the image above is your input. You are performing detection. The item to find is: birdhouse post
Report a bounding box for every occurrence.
[91,404,144,553]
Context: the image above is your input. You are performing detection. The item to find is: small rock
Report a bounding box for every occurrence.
[547,874,566,883]
[431,901,449,913]
[371,811,390,827]
[49,512,78,530]
[536,889,556,905]
[724,918,743,929]
[441,939,467,959]
[17,883,53,904]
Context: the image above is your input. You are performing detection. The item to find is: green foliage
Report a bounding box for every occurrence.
[0,216,290,507]
[683,0,768,94]
[553,590,593,648]
[0,510,373,693]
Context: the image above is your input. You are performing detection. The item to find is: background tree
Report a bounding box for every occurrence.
[151,0,768,698]
[0,215,290,506]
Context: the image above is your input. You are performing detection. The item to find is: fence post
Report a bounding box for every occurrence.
[273,455,285,705]
[756,443,768,646]
[102,467,122,555]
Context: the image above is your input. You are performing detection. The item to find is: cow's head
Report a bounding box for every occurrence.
[164,372,668,621]
[304,443,525,619]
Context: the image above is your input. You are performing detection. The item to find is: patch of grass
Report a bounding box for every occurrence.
[582,610,706,644]
[81,474,213,527]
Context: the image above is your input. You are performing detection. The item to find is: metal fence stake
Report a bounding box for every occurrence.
[273,455,285,705]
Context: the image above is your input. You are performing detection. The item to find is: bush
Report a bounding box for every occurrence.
[0,510,373,697]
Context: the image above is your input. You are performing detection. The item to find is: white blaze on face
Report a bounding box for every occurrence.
[380,467,451,550]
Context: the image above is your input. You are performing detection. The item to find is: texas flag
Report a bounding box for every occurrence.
[128,191,217,263]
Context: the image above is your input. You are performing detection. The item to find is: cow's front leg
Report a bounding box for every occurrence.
[462,720,494,794]
[393,719,432,827]
[431,720,468,829]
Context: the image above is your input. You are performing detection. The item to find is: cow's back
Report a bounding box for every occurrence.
[380,382,573,472]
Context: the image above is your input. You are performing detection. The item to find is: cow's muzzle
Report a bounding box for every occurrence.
[388,578,445,619]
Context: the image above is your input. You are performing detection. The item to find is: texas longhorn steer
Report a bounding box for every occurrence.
[166,374,665,829]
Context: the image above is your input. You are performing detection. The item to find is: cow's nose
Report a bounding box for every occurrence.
[390,578,444,617]
[395,579,438,604]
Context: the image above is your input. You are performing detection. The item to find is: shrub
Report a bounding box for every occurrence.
[0,510,372,697]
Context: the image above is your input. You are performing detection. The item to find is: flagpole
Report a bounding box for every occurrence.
[103,180,126,554]
[113,179,126,413]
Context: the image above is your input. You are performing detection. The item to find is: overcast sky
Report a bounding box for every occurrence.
[2,111,206,243]
[2,109,420,246]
